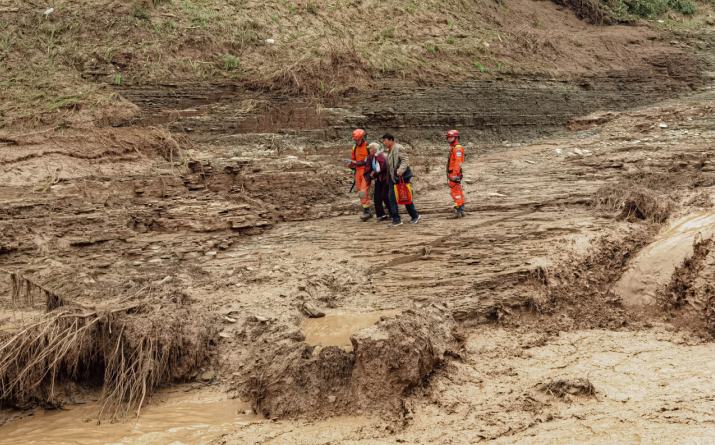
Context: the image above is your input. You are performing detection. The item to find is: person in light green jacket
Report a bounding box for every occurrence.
[382,133,420,227]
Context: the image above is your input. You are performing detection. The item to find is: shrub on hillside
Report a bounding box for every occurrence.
[548,0,697,23]
[670,0,696,15]
[616,0,696,17]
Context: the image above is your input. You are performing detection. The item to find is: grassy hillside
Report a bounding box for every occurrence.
[0,0,712,131]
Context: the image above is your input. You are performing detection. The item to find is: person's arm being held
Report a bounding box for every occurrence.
[397,146,409,177]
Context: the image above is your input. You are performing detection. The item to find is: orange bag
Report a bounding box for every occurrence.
[395,177,413,205]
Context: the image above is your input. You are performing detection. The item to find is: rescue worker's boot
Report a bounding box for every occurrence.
[360,207,373,221]
[448,205,465,219]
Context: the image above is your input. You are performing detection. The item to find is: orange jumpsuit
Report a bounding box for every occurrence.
[351,142,370,208]
[447,142,465,207]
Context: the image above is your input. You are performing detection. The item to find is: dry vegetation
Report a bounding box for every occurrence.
[538,377,596,400]
[0,279,218,421]
[595,182,674,222]
[2,0,713,131]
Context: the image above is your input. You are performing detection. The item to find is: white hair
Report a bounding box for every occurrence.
[368,142,382,152]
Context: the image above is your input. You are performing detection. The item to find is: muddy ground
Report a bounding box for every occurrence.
[2,85,715,442]
[4,8,715,445]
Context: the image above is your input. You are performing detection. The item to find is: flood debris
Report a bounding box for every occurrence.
[538,378,596,401]
[522,227,655,331]
[302,302,326,318]
[595,183,673,223]
[0,289,219,421]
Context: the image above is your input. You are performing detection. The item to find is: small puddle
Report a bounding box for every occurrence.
[0,387,261,445]
[615,211,715,306]
[302,310,401,351]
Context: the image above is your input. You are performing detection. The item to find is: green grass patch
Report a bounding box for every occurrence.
[182,0,216,28]
[670,0,696,14]
[474,61,486,72]
[46,93,83,112]
[133,2,151,20]
[219,54,240,70]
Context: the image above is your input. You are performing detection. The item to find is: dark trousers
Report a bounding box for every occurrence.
[374,179,391,218]
[388,177,418,222]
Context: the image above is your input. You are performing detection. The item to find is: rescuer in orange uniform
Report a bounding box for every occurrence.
[446,129,466,218]
[349,129,373,221]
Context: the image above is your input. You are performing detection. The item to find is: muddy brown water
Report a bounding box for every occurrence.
[1,388,261,445]
[615,211,715,306]
[302,310,402,351]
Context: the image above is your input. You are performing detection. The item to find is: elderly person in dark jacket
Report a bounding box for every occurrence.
[363,142,392,222]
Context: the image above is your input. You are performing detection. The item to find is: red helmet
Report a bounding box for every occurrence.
[352,129,366,141]
[446,129,459,138]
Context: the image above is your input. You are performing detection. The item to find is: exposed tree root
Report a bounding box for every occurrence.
[3,268,69,312]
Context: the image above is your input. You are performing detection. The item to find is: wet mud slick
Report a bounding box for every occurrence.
[1,388,261,445]
[302,310,402,350]
[3,18,715,443]
[616,211,715,306]
[212,328,715,444]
